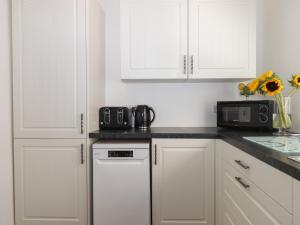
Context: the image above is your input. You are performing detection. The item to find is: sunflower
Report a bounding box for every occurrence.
[238,83,245,90]
[289,74,300,88]
[261,79,283,96]
[247,79,260,93]
[258,70,274,81]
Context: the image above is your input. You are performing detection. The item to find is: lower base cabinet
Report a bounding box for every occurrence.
[294,180,300,225]
[14,139,87,225]
[216,140,292,225]
[152,139,215,225]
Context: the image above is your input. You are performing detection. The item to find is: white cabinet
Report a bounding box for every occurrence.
[121,0,188,79]
[14,139,87,225]
[216,140,293,225]
[294,179,300,225]
[121,0,256,79]
[152,139,215,225]
[12,0,87,138]
[12,0,105,224]
[189,0,256,79]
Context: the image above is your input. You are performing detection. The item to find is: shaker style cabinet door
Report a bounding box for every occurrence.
[120,0,188,79]
[189,0,256,79]
[152,139,215,225]
[14,139,87,225]
[12,0,87,138]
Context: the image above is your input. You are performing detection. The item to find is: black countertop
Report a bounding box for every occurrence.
[89,127,300,181]
[89,127,219,140]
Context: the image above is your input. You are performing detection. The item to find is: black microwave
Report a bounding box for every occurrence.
[217,100,275,130]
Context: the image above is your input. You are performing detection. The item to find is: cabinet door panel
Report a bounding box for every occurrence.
[189,0,256,79]
[121,0,188,79]
[14,139,87,225]
[152,139,214,225]
[13,0,86,138]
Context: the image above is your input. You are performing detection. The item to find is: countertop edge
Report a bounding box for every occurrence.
[89,128,300,181]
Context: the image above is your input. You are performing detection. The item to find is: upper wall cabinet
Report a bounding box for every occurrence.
[12,0,87,138]
[121,0,256,80]
[121,0,188,79]
[189,0,256,79]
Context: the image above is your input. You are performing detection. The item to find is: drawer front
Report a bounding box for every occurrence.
[222,161,292,225]
[221,141,293,213]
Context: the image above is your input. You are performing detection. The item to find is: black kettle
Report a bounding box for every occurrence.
[133,105,155,130]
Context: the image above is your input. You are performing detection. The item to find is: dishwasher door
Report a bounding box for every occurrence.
[93,147,150,225]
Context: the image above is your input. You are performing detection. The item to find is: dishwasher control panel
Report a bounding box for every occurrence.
[108,150,133,158]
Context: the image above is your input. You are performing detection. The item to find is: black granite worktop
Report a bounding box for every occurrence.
[89,127,300,181]
[89,127,219,140]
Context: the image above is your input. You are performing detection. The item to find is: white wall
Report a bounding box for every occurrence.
[103,0,242,127]
[259,0,300,132]
[0,0,14,224]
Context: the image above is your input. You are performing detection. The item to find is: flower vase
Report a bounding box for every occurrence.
[273,96,292,135]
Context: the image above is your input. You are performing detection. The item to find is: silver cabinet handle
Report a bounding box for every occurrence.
[184,55,187,74]
[235,160,250,169]
[81,144,84,164]
[154,144,157,165]
[80,113,84,134]
[235,177,250,189]
[190,55,194,74]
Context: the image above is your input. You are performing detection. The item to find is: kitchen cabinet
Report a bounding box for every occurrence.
[12,0,105,138]
[189,0,256,79]
[120,0,188,79]
[121,0,256,80]
[294,179,300,225]
[14,139,87,225]
[216,140,293,225]
[12,0,105,224]
[152,139,215,225]
[12,0,86,138]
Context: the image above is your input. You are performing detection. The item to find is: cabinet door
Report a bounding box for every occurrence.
[152,139,215,225]
[189,0,256,79]
[12,0,87,138]
[294,179,300,225]
[14,139,87,225]
[121,0,188,79]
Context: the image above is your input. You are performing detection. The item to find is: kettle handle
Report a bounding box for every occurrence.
[150,107,156,123]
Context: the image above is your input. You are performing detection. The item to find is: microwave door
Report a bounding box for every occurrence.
[222,106,251,124]
[223,107,239,123]
[239,107,251,123]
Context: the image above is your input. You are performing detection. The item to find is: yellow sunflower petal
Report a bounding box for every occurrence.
[292,74,300,87]
[247,79,259,92]
[258,70,274,81]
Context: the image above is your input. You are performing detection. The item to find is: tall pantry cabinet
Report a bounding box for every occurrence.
[12,0,105,224]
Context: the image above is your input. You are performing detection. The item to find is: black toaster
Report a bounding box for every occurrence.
[99,107,132,130]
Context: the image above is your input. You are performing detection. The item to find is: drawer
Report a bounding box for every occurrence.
[221,141,293,213]
[222,161,292,225]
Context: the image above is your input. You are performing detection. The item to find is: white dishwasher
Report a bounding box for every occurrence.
[93,141,151,225]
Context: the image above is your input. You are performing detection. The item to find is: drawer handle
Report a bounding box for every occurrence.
[235,177,250,189]
[235,160,250,169]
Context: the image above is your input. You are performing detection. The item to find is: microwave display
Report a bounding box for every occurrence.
[222,107,251,123]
